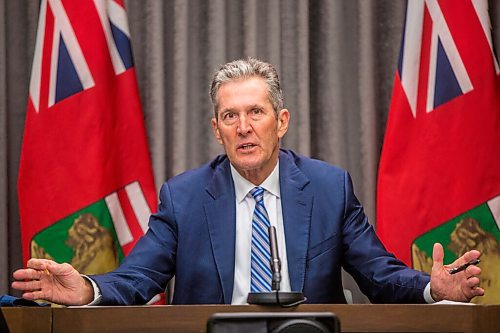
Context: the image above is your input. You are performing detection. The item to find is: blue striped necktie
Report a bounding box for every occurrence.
[249,186,272,292]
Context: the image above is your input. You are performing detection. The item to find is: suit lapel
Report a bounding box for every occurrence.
[279,151,312,292]
[204,159,236,304]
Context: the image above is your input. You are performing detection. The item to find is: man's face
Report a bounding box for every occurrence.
[211,77,289,184]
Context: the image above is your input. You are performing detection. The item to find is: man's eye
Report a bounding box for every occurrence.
[223,112,236,119]
[251,108,262,115]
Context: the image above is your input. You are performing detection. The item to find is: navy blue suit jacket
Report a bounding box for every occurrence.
[92,149,430,304]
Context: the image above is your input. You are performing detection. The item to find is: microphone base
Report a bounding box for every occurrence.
[247,292,305,306]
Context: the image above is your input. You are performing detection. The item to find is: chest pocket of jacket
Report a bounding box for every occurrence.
[307,233,339,261]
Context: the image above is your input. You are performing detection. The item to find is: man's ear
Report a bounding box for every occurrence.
[277,109,290,139]
[211,118,223,145]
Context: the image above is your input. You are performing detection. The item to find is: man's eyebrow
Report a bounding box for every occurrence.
[219,108,235,114]
[219,105,265,115]
[248,104,265,110]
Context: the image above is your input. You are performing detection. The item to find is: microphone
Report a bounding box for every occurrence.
[247,226,306,307]
[269,226,281,291]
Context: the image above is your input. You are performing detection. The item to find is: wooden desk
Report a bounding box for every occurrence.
[2,304,499,333]
[1,307,51,333]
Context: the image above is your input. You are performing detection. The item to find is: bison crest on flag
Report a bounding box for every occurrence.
[30,181,152,275]
[412,196,500,304]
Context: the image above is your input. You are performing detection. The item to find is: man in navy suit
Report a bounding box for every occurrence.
[12,58,483,305]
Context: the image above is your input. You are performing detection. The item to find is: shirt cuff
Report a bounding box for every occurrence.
[423,282,436,304]
[81,275,102,305]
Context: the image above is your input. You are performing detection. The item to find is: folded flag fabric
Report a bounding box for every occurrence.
[0,295,50,307]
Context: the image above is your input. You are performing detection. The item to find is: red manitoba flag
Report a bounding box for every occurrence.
[377,0,500,303]
[18,0,157,283]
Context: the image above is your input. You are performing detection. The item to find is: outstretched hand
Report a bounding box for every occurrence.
[11,258,94,306]
[430,243,484,302]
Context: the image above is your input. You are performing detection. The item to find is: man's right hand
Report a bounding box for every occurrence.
[11,258,94,306]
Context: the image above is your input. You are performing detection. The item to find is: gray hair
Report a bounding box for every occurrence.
[210,58,284,118]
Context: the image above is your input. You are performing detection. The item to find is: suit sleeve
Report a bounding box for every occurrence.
[89,183,177,305]
[340,171,430,303]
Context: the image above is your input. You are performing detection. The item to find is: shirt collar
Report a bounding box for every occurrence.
[230,161,281,203]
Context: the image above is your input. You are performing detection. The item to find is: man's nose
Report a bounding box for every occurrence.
[237,114,252,134]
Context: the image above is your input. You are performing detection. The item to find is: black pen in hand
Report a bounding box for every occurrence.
[448,259,480,275]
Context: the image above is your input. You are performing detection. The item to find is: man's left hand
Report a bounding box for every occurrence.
[430,243,484,302]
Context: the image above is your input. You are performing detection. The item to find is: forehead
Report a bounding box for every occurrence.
[216,77,272,111]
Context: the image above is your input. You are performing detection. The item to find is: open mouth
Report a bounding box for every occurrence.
[238,143,257,150]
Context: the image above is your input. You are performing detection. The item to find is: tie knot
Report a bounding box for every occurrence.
[250,186,265,203]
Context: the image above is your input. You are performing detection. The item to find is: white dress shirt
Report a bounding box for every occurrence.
[230,161,291,304]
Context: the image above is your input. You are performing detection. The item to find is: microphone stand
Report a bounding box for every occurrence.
[247,226,306,307]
